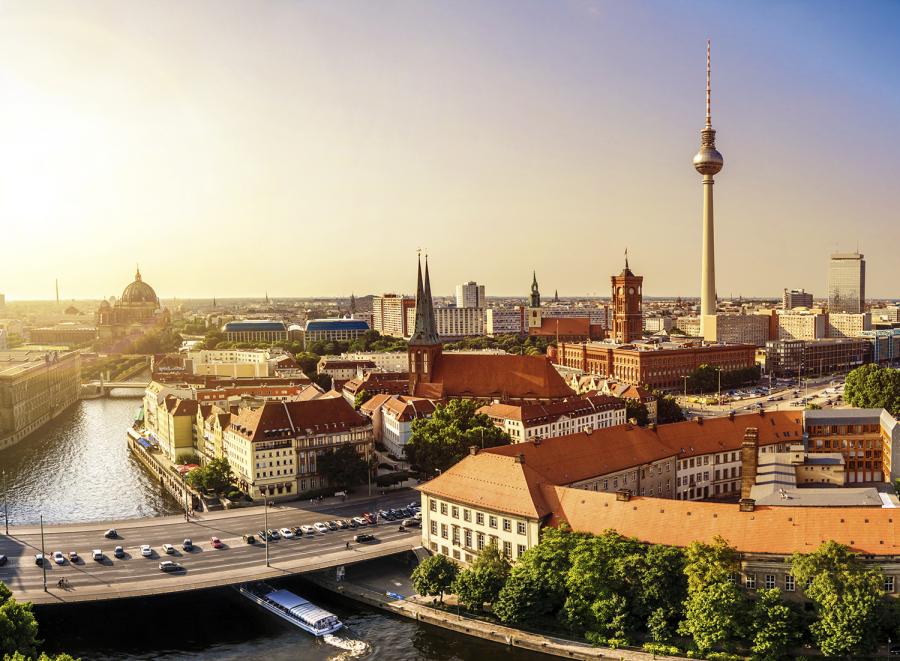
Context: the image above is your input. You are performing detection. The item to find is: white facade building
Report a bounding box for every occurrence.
[455,282,486,309]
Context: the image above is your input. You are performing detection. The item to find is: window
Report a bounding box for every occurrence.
[745,574,756,589]
[464,529,472,548]
[765,574,775,590]
[463,509,471,522]
[451,506,459,519]
[476,512,484,525]
[440,502,447,515]
[516,521,526,535]
[785,574,795,592]
[477,532,485,550]
[440,524,448,539]
[517,544,526,558]
[886,576,896,593]
[430,521,437,535]
[489,516,498,529]
[502,519,512,532]
[503,541,512,557]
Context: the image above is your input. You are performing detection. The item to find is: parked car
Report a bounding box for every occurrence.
[279,527,294,539]
[314,522,329,533]
[34,553,44,566]
[300,525,316,535]
[401,518,420,528]
[92,549,103,562]
[53,551,65,565]
[347,519,358,528]
[163,544,175,555]
[158,561,183,572]
[292,526,304,536]
[182,539,193,551]
[68,551,80,563]
[354,533,375,543]
[0,555,7,566]
[362,512,376,524]
[256,530,270,541]
[267,529,281,540]
[325,521,338,531]
[210,536,224,549]
[335,520,349,530]
[140,545,152,557]
[352,517,368,527]
[104,529,118,539]
[242,534,257,544]
[114,546,125,559]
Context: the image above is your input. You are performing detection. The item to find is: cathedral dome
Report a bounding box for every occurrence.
[121,269,159,305]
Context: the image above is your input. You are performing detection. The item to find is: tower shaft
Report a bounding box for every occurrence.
[700,174,716,319]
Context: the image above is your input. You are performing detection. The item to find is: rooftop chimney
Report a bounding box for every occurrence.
[696,416,704,425]
[739,498,756,512]
[616,488,632,502]
[740,427,760,500]
[534,437,542,447]
[469,445,478,456]
[728,410,735,420]
[515,453,525,464]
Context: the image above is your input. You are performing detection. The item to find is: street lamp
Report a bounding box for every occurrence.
[180,471,190,522]
[40,514,47,592]
[3,470,8,536]
[264,498,270,568]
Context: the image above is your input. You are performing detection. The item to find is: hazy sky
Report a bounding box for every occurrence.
[1,1,898,301]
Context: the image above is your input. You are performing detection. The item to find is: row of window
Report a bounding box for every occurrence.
[743,572,894,593]
[430,499,527,534]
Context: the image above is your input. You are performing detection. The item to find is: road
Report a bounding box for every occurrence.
[678,374,847,418]
[0,491,422,605]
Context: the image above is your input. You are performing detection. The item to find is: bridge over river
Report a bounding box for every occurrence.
[0,492,421,605]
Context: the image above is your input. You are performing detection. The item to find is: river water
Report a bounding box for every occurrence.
[6,398,545,660]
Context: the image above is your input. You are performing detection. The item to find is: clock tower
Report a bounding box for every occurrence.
[611,252,643,344]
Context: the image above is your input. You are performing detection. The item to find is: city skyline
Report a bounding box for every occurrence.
[1,2,900,300]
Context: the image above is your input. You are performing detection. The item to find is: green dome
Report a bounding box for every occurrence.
[121,269,158,305]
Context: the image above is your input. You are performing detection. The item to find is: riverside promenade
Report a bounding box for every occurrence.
[307,559,692,661]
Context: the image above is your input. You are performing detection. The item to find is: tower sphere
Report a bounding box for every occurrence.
[693,130,723,175]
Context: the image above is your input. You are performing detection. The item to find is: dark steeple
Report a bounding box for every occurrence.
[530,271,541,308]
[410,255,440,345]
[350,293,357,314]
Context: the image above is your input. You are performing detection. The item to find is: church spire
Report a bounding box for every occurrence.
[530,271,541,308]
[410,254,440,345]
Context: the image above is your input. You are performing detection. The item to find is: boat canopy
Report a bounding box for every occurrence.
[266,589,340,629]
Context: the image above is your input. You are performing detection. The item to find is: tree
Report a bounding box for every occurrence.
[411,554,459,603]
[749,588,797,661]
[185,458,233,496]
[316,444,368,490]
[404,400,510,475]
[655,394,686,424]
[451,543,510,612]
[0,583,39,658]
[312,373,332,392]
[790,541,884,657]
[625,400,649,427]
[678,536,745,655]
[354,390,372,410]
[845,364,900,415]
[293,352,320,376]
[494,526,581,624]
[3,654,78,661]
[634,544,687,641]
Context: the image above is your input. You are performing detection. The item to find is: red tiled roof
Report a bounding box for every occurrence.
[383,396,436,421]
[228,397,369,442]
[359,393,394,414]
[417,453,552,519]
[545,485,900,556]
[528,317,591,337]
[478,394,623,426]
[422,353,574,400]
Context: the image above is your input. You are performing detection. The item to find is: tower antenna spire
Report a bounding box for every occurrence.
[706,39,712,128]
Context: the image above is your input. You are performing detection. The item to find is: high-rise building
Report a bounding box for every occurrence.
[372,294,415,338]
[783,289,814,310]
[828,252,866,313]
[455,281,486,309]
[693,41,724,336]
[610,255,643,344]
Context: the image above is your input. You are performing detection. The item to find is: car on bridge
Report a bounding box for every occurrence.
[158,561,183,573]
[104,529,118,539]
[354,533,375,543]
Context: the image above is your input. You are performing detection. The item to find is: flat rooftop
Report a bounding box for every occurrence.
[750,452,883,507]
[0,350,78,379]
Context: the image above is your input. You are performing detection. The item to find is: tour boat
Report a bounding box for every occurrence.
[238,582,343,636]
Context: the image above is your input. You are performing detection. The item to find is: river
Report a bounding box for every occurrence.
[5,398,547,660]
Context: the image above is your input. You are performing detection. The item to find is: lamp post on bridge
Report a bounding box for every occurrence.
[3,470,8,536]
[264,498,270,568]
[40,514,47,592]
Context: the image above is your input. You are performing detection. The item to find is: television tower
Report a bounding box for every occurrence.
[693,41,724,335]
